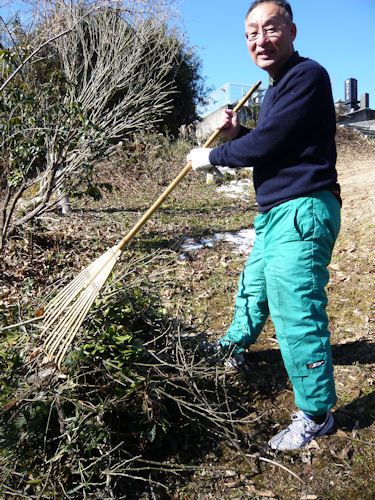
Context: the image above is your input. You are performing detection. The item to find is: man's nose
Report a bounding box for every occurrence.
[257,30,269,45]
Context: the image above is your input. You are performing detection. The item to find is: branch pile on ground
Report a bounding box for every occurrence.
[0,251,259,498]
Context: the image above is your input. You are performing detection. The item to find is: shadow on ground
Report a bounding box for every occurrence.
[236,340,375,434]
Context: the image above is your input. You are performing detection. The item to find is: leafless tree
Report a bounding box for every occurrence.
[0,0,183,247]
[54,2,181,139]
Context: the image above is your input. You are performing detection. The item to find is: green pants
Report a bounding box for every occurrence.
[221,190,341,415]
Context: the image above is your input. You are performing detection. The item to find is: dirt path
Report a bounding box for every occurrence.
[330,150,375,346]
[338,155,375,235]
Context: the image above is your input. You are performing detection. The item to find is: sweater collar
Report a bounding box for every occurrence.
[271,51,301,86]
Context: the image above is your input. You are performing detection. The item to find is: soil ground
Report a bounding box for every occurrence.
[174,128,375,500]
[1,127,375,498]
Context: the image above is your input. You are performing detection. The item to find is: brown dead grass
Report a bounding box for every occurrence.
[1,127,374,499]
[175,127,375,499]
[255,129,375,499]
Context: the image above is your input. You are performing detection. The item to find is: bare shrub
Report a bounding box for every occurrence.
[0,0,183,248]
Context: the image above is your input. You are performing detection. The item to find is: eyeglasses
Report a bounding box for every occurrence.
[245,24,285,41]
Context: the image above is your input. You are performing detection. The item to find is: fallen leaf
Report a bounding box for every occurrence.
[306,439,321,451]
[0,400,17,415]
[30,347,42,360]
[338,446,352,460]
[247,484,277,498]
[336,429,348,438]
[329,264,340,271]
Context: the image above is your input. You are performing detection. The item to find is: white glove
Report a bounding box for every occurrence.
[186,148,213,171]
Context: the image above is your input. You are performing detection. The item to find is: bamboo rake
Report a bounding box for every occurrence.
[40,80,262,369]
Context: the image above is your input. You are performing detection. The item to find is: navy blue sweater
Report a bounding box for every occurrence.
[209,52,340,212]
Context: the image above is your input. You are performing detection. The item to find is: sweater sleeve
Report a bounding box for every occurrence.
[209,62,333,168]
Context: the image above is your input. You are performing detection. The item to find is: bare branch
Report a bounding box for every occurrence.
[0,4,101,92]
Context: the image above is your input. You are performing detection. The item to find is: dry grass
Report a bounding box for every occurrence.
[1,127,375,498]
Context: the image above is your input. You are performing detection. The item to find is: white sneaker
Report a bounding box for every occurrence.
[268,410,335,451]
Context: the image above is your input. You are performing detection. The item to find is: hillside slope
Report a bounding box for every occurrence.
[0,127,374,499]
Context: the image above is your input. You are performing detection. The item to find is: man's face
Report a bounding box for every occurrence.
[245,2,296,78]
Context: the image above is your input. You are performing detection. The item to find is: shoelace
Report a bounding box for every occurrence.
[289,412,324,436]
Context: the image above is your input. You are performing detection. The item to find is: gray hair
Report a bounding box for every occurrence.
[246,0,293,22]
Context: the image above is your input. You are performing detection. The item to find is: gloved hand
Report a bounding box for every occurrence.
[198,340,246,370]
[186,148,213,172]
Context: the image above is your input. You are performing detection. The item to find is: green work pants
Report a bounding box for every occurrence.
[221,190,341,415]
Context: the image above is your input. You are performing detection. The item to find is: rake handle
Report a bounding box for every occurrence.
[115,80,261,253]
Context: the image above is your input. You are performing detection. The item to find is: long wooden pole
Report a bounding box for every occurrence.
[38,80,261,368]
[114,80,262,254]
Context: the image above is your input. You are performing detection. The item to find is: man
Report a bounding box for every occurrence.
[187,0,341,451]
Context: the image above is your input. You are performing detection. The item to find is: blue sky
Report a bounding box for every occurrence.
[181,0,375,104]
[2,0,374,105]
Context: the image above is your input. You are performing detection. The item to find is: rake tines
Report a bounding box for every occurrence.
[41,245,121,368]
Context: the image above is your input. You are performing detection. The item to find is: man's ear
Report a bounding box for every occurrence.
[290,23,297,43]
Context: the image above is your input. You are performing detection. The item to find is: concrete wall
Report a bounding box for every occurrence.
[196,105,254,141]
[196,106,227,140]
[341,120,375,138]
[339,108,375,124]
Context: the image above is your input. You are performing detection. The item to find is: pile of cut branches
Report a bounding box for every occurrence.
[0,250,259,498]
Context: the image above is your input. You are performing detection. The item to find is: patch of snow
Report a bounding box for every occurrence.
[214,228,256,255]
[180,228,255,259]
[217,178,252,201]
[216,166,253,176]
[181,238,214,253]
[180,170,256,259]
